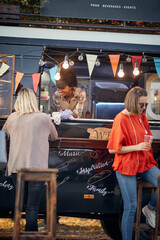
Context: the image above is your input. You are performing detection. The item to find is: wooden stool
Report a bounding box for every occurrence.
[135,179,155,240]
[12,168,58,240]
[154,175,160,240]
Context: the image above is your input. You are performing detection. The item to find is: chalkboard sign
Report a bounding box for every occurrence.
[0,54,15,118]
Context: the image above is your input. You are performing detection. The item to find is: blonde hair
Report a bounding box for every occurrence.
[14,88,39,114]
[124,86,147,114]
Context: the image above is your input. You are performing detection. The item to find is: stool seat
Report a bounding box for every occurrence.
[135,179,155,240]
[12,168,58,240]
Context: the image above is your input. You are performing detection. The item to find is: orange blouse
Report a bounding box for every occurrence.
[107,112,158,175]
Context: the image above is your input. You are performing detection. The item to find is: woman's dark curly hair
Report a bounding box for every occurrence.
[56,68,77,89]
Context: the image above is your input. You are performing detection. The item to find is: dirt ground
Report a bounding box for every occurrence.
[0,217,112,240]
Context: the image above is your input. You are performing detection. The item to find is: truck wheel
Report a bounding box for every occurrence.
[100,214,122,240]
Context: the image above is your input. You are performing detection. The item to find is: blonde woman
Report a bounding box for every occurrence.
[2,88,58,231]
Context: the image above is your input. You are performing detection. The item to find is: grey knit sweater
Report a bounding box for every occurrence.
[2,112,58,176]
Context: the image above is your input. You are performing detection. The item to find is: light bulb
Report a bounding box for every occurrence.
[133,62,139,76]
[39,59,47,66]
[95,58,100,66]
[118,63,124,78]
[55,71,60,80]
[133,68,139,76]
[126,56,131,62]
[62,55,69,69]
[69,59,74,66]
[78,54,83,61]
[142,56,147,63]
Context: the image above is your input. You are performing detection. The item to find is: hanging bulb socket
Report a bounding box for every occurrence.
[78,53,84,61]
[142,55,147,63]
[69,59,74,66]
[126,56,131,62]
[95,58,100,67]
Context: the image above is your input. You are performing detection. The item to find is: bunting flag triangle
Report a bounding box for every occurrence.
[86,54,97,77]
[0,62,10,77]
[32,73,41,93]
[49,65,58,85]
[15,72,24,92]
[154,58,160,78]
[109,55,120,77]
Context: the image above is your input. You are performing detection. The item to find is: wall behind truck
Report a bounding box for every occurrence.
[0,43,43,109]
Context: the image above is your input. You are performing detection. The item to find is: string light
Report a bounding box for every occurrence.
[142,55,147,63]
[43,49,151,78]
[133,61,140,76]
[62,55,69,69]
[95,58,100,66]
[69,59,74,66]
[78,53,84,61]
[55,67,61,80]
[39,59,47,66]
[126,56,131,62]
[118,63,124,78]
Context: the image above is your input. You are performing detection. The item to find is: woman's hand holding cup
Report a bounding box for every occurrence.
[144,135,153,151]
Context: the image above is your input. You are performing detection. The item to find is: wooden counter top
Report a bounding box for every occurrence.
[49,137,160,151]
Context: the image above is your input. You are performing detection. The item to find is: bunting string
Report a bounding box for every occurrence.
[1,51,160,94]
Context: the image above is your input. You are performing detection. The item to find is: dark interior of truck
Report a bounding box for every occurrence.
[40,46,158,120]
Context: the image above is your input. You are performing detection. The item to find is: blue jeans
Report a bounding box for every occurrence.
[12,173,44,231]
[116,166,160,240]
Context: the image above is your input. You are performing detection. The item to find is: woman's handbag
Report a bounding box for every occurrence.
[0,130,7,170]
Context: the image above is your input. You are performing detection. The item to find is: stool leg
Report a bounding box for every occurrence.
[150,188,155,240]
[155,178,160,240]
[158,180,160,238]
[50,173,57,240]
[46,174,57,240]
[12,172,25,240]
[46,182,50,233]
[135,181,142,240]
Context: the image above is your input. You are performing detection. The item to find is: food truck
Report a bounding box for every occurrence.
[0,28,160,240]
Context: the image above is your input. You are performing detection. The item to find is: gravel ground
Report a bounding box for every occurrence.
[0,217,112,240]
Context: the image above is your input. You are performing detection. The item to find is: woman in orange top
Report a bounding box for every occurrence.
[107,86,160,240]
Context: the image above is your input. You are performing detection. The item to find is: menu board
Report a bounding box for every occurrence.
[0,54,15,118]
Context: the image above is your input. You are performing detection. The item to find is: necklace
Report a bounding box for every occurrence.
[127,112,139,164]
[138,116,148,134]
[128,115,137,145]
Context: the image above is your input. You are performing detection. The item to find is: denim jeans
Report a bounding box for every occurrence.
[12,173,44,231]
[116,166,160,240]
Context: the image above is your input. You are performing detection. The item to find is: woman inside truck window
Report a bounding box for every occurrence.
[2,88,58,232]
[107,86,160,240]
[53,68,87,118]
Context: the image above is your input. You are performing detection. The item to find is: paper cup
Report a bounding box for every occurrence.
[144,135,153,150]
[144,135,153,144]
